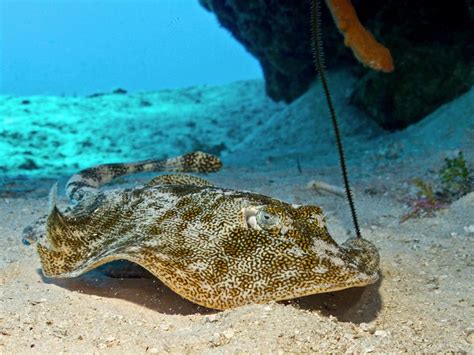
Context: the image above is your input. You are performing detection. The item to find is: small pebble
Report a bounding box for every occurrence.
[466,329,474,344]
[464,225,474,235]
[149,347,160,354]
[359,323,376,334]
[204,314,219,323]
[343,332,353,340]
[374,330,388,337]
[159,324,170,331]
[223,329,234,339]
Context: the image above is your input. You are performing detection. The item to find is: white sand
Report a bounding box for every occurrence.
[1,71,473,353]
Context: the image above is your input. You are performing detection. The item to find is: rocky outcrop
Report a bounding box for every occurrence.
[200,0,474,130]
[199,0,347,103]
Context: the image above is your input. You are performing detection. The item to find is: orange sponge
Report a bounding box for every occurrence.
[325,0,394,72]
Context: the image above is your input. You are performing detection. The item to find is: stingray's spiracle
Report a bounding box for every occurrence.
[310,0,362,239]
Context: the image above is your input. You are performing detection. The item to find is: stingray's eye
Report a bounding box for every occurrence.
[256,209,281,230]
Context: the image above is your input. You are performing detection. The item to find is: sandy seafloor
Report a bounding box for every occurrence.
[0,71,473,353]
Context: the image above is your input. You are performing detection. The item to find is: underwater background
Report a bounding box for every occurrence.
[0,0,473,352]
[1,0,261,95]
[1,0,264,180]
[0,0,473,182]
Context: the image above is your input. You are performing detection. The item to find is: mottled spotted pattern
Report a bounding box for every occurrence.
[35,151,379,310]
[66,151,221,201]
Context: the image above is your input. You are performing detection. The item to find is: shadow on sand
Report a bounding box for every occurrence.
[39,267,213,316]
[286,277,382,323]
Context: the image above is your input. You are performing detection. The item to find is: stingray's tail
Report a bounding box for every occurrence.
[65,151,222,202]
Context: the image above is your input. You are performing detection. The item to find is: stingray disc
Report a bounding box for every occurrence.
[37,175,379,310]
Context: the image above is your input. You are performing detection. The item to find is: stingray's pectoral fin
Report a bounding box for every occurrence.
[37,243,70,277]
[37,242,125,278]
[38,204,147,278]
[37,204,95,277]
[42,183,77,251]
[45,205,80,250]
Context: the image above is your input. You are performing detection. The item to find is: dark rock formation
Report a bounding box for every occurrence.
[350,0,474,130]
[199,0,349,103]
[200,0,474,130]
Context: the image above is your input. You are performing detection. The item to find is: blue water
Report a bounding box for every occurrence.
[0,0,472,187]
[0,0,261,96]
